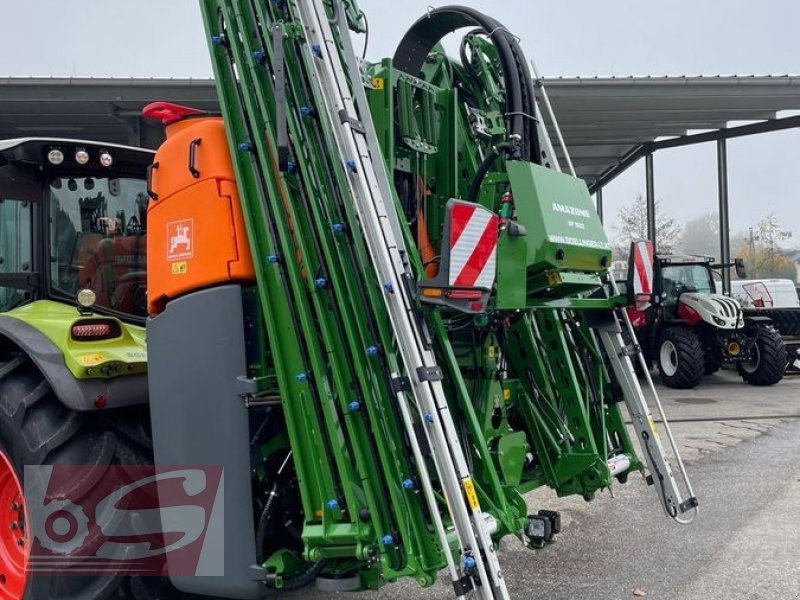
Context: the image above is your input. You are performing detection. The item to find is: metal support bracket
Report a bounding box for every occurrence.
[272,23,290,171]
[619,343,641,358]
[452,576,475,596]
[416,366,443,382]
[680,497,699,513]
[391,376,412,394]
[338,109,366,134]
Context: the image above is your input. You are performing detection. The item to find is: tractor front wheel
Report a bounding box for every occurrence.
[738,325,787,386]
[0,352,183,600]
[657,327,705,389]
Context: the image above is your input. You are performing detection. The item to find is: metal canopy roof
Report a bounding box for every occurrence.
[2,75,800,186]
[0,78,219,150]
[540,75,800,185]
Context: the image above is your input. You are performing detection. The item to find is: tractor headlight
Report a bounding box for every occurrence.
[75,148,90,165]
[47,148,64,165]
[713,316,726,327]
[99,150,113,167]
[76,288,96,309]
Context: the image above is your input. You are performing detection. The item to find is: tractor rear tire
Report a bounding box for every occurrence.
[738,325,788,386]
[657,327,705,389]
[0,352,185,600]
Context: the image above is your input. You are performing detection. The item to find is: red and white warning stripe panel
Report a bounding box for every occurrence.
[447,202,498,289]
[630,240,654,295]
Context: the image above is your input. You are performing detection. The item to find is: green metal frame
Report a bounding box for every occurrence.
[196,0,644,591]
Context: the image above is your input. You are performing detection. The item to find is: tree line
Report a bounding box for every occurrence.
[611,193,797,282]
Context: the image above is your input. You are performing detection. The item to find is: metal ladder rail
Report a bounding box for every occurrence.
[292,0,481,581]
[328,2,512,595]
[289,4,478,592]
[293,1,509,597]
[593,293,698,522]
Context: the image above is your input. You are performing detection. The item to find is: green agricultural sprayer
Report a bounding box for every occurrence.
[0,2,697,599]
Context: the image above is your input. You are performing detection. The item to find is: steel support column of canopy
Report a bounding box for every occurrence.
[596,187,604,224]
[717,139,731,295]
[645,153,656,251]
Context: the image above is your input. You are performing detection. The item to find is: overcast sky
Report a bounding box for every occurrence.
[3,0,799,253]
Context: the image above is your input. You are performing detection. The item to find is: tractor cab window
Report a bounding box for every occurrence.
[661,264,714,305]
[0,199,33,311]
[49,176,148,317]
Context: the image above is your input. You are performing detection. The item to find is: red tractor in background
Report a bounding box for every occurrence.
[623,241,787,389]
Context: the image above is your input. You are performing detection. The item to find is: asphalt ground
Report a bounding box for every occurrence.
[291,369,800,600]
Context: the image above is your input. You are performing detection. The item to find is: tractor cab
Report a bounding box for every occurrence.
[0,139,153,320]
[657,255,716,310]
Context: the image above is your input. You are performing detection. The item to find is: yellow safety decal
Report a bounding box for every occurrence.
[463,478,480,510]
[648,416,659,438]
[487,345,495,359]
[503,388,511,400]
[78,354,105,367]
[171,261,188,275]
[371,76,384,90]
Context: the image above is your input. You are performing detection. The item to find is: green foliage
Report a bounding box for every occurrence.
[736,213,797,282]
[612,192,682,259]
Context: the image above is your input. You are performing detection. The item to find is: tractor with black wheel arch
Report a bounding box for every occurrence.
[0,139,180,599]
[624,240,787,389]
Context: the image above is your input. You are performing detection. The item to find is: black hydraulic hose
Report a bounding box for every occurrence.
[466,141,515,203]
[393,6,530,160]
[268,559,328,591]
[477,12,541,163]
[255,481,328,590]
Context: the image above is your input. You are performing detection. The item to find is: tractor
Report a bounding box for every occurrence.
[0,138,175,598]
[625,240,788,389]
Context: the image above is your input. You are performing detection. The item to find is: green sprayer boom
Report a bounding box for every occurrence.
[143,1,698,597]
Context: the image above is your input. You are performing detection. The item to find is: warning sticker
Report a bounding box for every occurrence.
[78,354,105,367]
[463,478,480,510]
[172,261,188,275]
[167,219,193,260]
[648,416,659,438]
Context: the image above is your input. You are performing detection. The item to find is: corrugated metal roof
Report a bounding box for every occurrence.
[538,75,800,184]
[1,75,799,184]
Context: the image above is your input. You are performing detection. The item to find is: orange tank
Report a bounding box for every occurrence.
[143,102,255,315]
